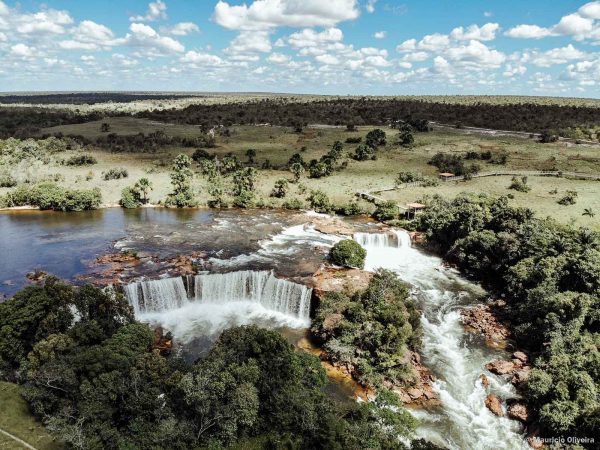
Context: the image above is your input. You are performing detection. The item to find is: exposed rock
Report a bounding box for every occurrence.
[507,402,531,423]
[485,359,516,375]
[479,374,490,388]
[407,388,424,400]
[461,304,511,349]
[409,231,426,245]
[512,351,528,364]
[485,394,504,417]
[153,327,173,356]
[311,266,373,300]
[511,366,532,385]
[309,217,360,236]
[322,313,344,332]
[26,270,48,283]
[166,251,205,276]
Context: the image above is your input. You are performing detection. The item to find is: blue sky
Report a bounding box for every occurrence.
[1,0,600,96]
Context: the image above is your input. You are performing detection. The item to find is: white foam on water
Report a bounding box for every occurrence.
[355,229,528,450]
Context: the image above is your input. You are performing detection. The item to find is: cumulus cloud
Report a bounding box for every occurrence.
[446,40,505,67]
[532,44,588,67]
[213,0,360,30]
[181,50,227,66]
[166,22,200,36]
[15,8,73,35]
[450,23,499,41]
[267,52,290,63]
[365,0,377,13]
[226,30,272,56]
[288,28,343,48]
[126,23,184,54]
[10,43,37,58]
[373,31,386,39]
[505,24,553,39]
[130,1,167,22]
[315,53,340,65]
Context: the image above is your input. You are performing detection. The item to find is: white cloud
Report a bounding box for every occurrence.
[373,31,386,39]
[450,23,499,41]
[532,44,588,67]
[505,24,553,39]
[181,50,227,66]
[130,1,167,22]
[503,63,527,77]
[267,52,290,63]
[446,40,505,67]
[226,30,272,55]
[396,38,416,52]
[288,28,343,48]
[417,33,450,52]
[315,53,340,65]
[59,40,99,50]
[0,1,8,16]
[16,9,73,35]
[484,11,493,18]
[10,43,36,58]
[553,13,594,38]
[431,55,450,74]
[166,22,200,36]
[579,1,600,19]
[365,0,377,13]
[402,51,428,62]
[126,23,184,54]
[213,0,360,30]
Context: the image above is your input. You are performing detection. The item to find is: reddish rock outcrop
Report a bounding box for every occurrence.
[26,270,48,283]
[507,402,531,423]
[461,304,511,348]
[485,394,504,416]
[479,374,490,388]
[311,266,373,300]
[486,359,516,375]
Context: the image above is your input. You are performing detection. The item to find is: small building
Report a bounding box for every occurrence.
[438,172,456,181]
[406,202,427,219]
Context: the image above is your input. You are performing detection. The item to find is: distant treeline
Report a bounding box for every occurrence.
[138,98,600,134]
[0,93,203,105]
[0,108,101,138]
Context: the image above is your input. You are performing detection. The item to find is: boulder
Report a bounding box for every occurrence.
[507,402,531,423]
[485,360,515,375]
[407,388,424,400]
[512,351,528,364]
[485,394,504,417]
[511,366,532,385]
[479,374,490,388]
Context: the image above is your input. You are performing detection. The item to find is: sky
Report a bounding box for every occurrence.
[1,0,600,96]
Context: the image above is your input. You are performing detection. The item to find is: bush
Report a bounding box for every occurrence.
[307,190,332,213]
[508,176,531,193]
[1,183,101,211]
[192,148,212,162]
[65,154,97,166]
[308,161,332,178]
[373,200,399,221]
[120,187,141,209]
[558,190,578,205]
[102,168,128,180]
[396,171,423,184]
[353,144,376,161]
[365,129,386,148]
[0,173,17,187]
[233,190,257,208]
[335,201,366,216]
[270,179,289,198]
[282,197,303,210]
[329,240,366,269]
[345,136,362,144]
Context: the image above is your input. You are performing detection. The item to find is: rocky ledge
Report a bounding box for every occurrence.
[461,301,512,348]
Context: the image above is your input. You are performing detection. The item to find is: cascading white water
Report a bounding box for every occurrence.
[193,270,312,320]
[353,231,403,248]
[124,276,188,316]
[359,230,528,450]
[123,270,312,343]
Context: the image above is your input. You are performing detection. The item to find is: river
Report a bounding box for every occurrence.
[0,208,527,449]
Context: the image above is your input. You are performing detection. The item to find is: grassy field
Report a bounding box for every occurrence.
[2,116,599,229]
[0,382,63,450]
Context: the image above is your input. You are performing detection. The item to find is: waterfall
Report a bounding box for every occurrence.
[353,231,411,248]
[360,228,528,450]
[124,276,188,316]
[193,270,312,320]
[123,270,311,321]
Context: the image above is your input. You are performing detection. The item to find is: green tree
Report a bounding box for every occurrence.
[245,148,257,164]
[271,179,289,198]
[289,162,305,182]
[166,154,196,207]
[329,240,366,269]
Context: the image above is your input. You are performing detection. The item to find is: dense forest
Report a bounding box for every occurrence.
[416,194,599,441]
[0,93,203,105]
[138,98,600,136]
[0,278,444,450]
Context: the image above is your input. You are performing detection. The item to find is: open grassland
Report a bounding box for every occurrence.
[2,116,599,228]
[0,382,63,450]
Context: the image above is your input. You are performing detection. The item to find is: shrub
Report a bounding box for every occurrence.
[335,201,366,216]
[232,190,256,208]
[329,240,366,269]
[308,161,332,178]
[307,190,333,213]
[1,183,101,211]
[0,173,17,187]
[508,176,531,193]
[353,144,376,161]
[102,168,128,180]
[345,136,362,144]
[271,179,289,198]
[282,197,303,210]
[192,148,212,162]
[120,187,140,208]
[65,154,97,166]
[558,190,578,205]
[396,171,423,185]
[365,129,386,148]
[373,200,399,221]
